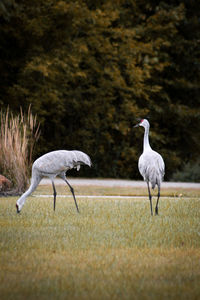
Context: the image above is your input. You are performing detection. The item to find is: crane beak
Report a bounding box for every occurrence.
[134,123,140,128]
[16,204,20,213]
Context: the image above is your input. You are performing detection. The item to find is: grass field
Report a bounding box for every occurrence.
[0,183,200,300]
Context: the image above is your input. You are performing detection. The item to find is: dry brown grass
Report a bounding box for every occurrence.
[0,106,40,193]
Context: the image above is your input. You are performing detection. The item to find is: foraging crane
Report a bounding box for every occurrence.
[16,150,92,213]
[134,119,165,215]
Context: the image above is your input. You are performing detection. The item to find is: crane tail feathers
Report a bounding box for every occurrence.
[73,151,92,168]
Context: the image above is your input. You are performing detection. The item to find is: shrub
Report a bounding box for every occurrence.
[0,107,40,194]
[171,160,200,183]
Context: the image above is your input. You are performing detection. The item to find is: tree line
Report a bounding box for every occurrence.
[0,0,200,180]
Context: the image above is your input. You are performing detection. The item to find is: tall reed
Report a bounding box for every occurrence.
[0,107,40,194]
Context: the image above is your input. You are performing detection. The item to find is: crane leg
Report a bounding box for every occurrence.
[51,180,57,211]
[147,182,153,216]
[155,186,160,215]
[64,178,80,213]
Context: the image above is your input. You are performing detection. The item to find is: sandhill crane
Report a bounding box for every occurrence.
[16,150,92,213]
[134,119,165,215]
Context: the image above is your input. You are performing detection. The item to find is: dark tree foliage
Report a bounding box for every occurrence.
[0,0,199,179]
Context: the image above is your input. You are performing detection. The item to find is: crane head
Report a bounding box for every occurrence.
[134,119,144,127]
[134,119,149,128]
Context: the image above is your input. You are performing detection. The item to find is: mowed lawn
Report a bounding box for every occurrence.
[0,183,200,300]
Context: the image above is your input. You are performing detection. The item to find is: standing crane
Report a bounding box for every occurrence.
[134,119,165,215]
[16,150,92,213]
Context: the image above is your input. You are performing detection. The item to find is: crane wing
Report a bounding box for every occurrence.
[33,150,91,175]
[138,150,165,187]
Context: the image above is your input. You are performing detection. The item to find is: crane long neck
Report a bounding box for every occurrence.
[143,124,151,151]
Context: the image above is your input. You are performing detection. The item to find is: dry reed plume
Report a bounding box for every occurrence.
[0,106,40,194]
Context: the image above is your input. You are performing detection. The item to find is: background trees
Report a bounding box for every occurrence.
[0,0,199,180]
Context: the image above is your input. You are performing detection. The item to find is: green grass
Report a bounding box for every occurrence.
[34,184,200,197]
[0,185,200,300]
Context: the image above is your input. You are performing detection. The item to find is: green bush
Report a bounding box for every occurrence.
[171,161,200,182]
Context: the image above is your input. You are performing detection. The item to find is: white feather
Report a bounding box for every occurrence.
[135,119,165,215]
[16,150,91,212]
[33,150,91,176]
[139,149,165,189]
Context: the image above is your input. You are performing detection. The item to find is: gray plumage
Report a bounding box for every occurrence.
[16,150,92,213]
[134,119,165,215]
